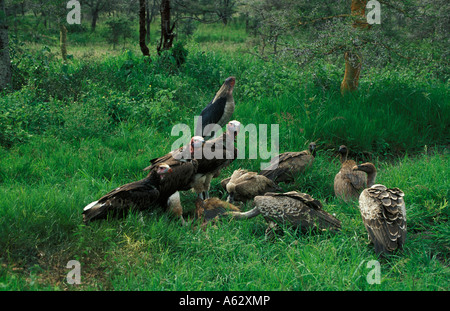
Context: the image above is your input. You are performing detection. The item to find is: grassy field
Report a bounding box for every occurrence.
[0,16,449,291]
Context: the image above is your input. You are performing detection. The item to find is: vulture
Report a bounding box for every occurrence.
[82,163,172,223]
[142,136,205,224]
[353,163,407,255]
[258,142,316,183]
[195,76,236,139]
[220,169,282,203]
[226,191,341,240]
[192,120,241,200]
[333,145,367,202]
[195,197,241,226]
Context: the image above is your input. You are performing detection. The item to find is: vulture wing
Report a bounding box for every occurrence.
[82,177,160,223]
[259,151,313,182]
[196,97,227,136]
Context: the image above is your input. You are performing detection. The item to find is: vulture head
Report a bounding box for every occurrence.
[214,76,236,100]
[338,145,349,162]
[189,136,205,155]
[352,162,376,174]
[156,163,173,180]
[226,120,241,138]
[352,162,377,187]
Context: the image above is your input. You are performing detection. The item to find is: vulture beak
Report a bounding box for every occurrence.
[352,164,364,172]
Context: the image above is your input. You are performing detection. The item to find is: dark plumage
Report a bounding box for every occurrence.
[356,184,407,255]
[334,145,367,202]
[82,163,172,223]
[142,136,205,224]
[192,120,241,199]
[226,191,341,240]
[195,76,236,139]
[259,142,316,183]
[220,169,282,203]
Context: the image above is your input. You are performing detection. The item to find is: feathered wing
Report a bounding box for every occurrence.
[259,151,313,182]
[262,192,341,231]
[359,185,407,254]
[196,97,228,137]
[82,178,160,223]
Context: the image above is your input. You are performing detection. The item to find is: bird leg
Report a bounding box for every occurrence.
[265,221,283,242]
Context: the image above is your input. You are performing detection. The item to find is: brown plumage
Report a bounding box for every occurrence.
[82,163,172,224]
[220,169,282,203]
[226,191,341,240]
[142,136,205,224]
[356,184,407,255]
[195,197,241,225]
[258,142,316,183]
[192,120,241,199]
[333,145,367,201]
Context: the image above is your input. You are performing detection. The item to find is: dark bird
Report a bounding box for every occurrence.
[226,191,341,240]
[258,142,316,183]
[82,163,172,223]
[142,136,205,224]
[353,163,407,255]
[192,120,241,200]
[333,145,367,202]
[220,169,282,203]
[195,76,236,139]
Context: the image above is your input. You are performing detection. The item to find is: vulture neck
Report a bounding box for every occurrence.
[339,152,348,164]
[366,169,377,188]
[147,169,162,185]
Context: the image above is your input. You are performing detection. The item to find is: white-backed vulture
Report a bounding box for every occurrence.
[220,169,282,203]
[226,191,341,240]
[333,145,367,202]
[353,163,407,255]
[192,120,241,199]
[195,76,236,139]
[82,163,172,223]
[258,142,316,183]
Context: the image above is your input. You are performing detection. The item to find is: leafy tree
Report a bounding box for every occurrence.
[104,16,133,49]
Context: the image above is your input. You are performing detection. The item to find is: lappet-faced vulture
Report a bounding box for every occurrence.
[82,163,172,223]
[192,120,241,200]
[258,142,316,183]
[195,76,236,139]
[142,136,205,224]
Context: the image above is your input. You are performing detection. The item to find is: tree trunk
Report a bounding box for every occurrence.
[157,0,175,55]
[91,9,99,31]
[59,23,68,61]
[0,0,11,90]
[340,0,369,95]
[139,0,150,57]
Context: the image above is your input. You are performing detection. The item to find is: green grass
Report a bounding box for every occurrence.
[0,16,449,291]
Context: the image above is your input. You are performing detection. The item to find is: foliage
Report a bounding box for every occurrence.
[104,16,133,49]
